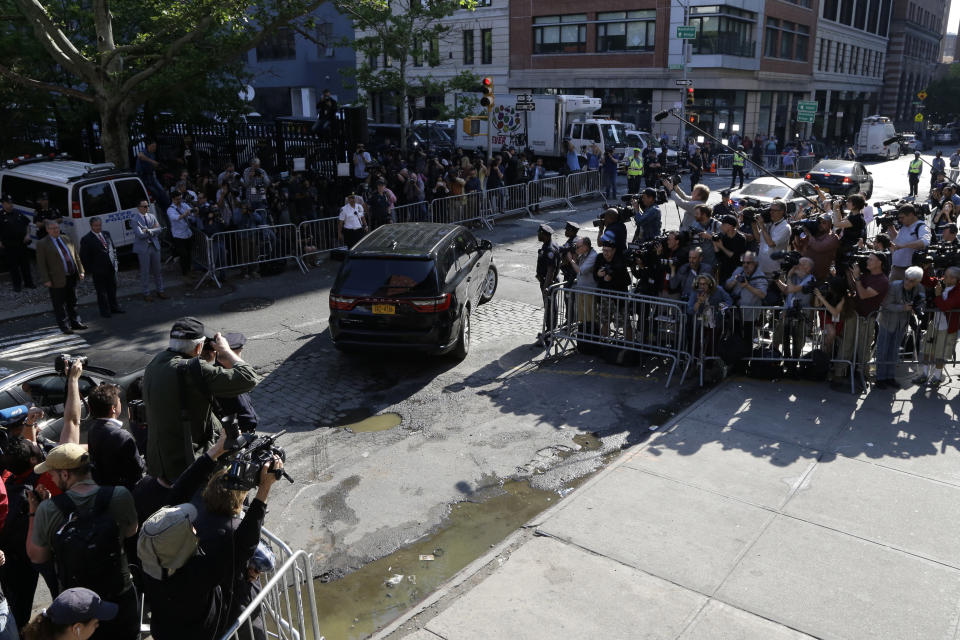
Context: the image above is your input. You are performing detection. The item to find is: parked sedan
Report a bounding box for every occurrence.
[804,160,874,198]
[729,177,820,214]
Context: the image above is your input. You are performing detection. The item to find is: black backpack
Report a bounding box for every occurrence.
[52,487,126,598]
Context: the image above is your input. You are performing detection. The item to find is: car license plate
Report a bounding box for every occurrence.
[372,304,396,315]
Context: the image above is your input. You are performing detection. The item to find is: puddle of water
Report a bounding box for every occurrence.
[340,412,402,433]
[312,480,556,639]
[572,432,602,451]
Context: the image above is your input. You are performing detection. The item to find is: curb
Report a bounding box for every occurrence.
[370,378,732,639]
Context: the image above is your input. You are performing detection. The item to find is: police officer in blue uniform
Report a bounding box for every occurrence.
[559,221,580,285]
[535,224,560,347]
[215,332,259,433]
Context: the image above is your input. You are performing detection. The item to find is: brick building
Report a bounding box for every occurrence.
[881,0,947,126]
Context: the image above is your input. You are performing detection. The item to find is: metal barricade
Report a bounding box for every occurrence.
[528,175,572,213]
[297,217,340,266]
[392,200,429,223]
[430,191,491,229]
[715,154,733,176]
[873,308,959,384]
[199,224,306,287]
[566,170,604,204]
[794,155,817,175]
[484,184,529,222]
[191,234,215,289]
[545,284,692,387]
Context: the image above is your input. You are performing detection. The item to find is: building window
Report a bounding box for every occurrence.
[481,28,493,63]
[533,14,587,54]
[463,30,474,65]
[817,38,826,70]
[256,27,297,61]
[781,0,812,9]
[764,19,809,61]
[428,36,440,66]
[834,42,844,72]
[315,23,334,57]
[822,0,839,20]
[867,0,880,33]
[854,0,867,28]
[690,6,756,56]
[878,0,891,34]
[595,10,656,52]
[839,0,854,24]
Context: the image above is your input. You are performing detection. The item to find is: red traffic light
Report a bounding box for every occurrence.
[482,77,492,87]
[687,88,694,94]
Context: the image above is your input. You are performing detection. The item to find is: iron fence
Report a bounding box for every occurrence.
[430,191,491,228]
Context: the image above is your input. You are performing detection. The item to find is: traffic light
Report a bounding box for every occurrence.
[688,114,698,124]
[685,87,695,107]
[480,77,494,110]
[462,117,481,136]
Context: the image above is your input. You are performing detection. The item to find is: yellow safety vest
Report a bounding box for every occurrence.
[732,152,745,167]
[628,155,644,176]
[909,159,922,174]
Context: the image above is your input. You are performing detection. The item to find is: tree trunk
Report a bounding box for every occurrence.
[400,78,409,152]
[98,101,131,168]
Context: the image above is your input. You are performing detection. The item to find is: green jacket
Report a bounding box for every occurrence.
[143,350,262,481]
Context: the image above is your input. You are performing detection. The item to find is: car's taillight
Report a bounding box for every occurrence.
[329,295,357,310]
[824,173,831,178]
[71,202,81,218]
[843,177,852,184]
[805,173,811,180]
[408,293,452,313]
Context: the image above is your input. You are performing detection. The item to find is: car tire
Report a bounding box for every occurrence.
[451,306,471,360]
[479,265,498,304]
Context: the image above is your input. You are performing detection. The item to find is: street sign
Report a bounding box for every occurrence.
[515,102,536,112]
[415,96,426,109]
[676,25,697,39]
[835,112,844,117]
[668,63,684,70]
[797,101,818,113]
[915,113,924,122]
[675,79,692,86]
[917,91,928,100]
[516,94,534,103]
[797,113,816,123]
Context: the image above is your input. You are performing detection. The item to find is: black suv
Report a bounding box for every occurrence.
[329,223,497,358]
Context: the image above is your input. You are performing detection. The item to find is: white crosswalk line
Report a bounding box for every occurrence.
[0,328,91,362]
[0,328,76,350]
[0,338,88,359]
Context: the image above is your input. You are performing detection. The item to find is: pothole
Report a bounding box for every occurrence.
[328,411,403,433]
[219,296,276,312]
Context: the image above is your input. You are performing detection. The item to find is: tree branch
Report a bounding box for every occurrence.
[13,0,95,84]
[0,63,94,102]
[118,16,216,95]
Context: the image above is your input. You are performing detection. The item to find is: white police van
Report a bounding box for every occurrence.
[0,154,157,251]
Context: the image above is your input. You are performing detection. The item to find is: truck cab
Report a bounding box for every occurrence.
[854,115,899,160]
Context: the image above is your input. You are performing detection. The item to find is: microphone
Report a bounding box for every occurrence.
[883,135,903,146]
[653,110,672,122]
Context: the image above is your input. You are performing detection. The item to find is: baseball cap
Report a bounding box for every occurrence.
[0,405,29,428]
[169,317,207,340]
[600,230,616,245]
[224,332,246,350]
[137,504,199,580]
[0,194,12,203]
[720,214,738,227]
[249,542,277,572]
[641,187,657,198]
[45,588,118,625]
[34,443,89,474]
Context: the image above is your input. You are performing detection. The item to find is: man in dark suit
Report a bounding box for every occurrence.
[35,220,86,334]
[80,216,124,318]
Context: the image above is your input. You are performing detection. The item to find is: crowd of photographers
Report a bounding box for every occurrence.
[545,176,959,391]
[0,316,279,639]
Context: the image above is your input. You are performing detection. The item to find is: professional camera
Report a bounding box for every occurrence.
[837,251,871,273]
[913,243,960,270]
[592,201,634,227]
[224,429,294,491]
[789,218,820,236]
[770,250,802,271]
[128,399,147,425]
[54,353,88,375]
[625,240,659,265]
[874,212,899,229]
[711,233,722,243]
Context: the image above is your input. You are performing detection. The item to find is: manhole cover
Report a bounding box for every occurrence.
[220,297,275,312]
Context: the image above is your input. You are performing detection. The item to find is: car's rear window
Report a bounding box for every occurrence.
[338,258,438,297]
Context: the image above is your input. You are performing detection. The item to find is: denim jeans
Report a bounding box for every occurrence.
[875,325,905,380]
[0,599,18,640]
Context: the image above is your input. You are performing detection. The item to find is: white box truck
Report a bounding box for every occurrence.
[455,94,631,167]
[854,115,900,160]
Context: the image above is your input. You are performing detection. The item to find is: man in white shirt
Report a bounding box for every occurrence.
[890,204,930,280]
[167,192,195,279]
[338,194,368,247]
[752,199,791,276]
[354,145,371,184]
[662,178,709,231]
[568,236,598,329]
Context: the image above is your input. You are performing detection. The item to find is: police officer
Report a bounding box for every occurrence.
[712,189,736,219]
[908,152,923,197]
[688,147,705,190]
[730,146,747,190]
[33,191,62,239]
[643,145,661,188]
[633,188,662,243]
[215,332,259,434]
[626,148,644,194]
[559,222,580,285]
[535,224,560,347]
[0,193,35,292]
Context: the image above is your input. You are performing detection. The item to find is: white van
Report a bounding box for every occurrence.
[0,156,156,251]
[854,115,899,160]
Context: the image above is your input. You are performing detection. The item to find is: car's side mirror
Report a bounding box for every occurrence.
[330,248,347,261]
[479,239,493,252]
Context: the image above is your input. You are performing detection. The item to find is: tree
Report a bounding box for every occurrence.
[924,64,960,124]
[0,0,388,167]
[337,0,476,151]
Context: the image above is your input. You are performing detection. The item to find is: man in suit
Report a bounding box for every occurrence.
[133,199,167,302]
[80,216,124,318]
[36,220,86,334]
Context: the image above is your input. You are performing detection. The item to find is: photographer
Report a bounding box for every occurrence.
[755,200,791,276]
[633,188,661,243]
[689,204,721,266]
[725,252,768,339]
[775,257,815,363]
[799,214,840,281]
[241,158,270,211]
[687,275,732,355]
[890,204,930,281]
[142,318,262,484]
[559,222,580,285]
[658,231,686,297]
[713,215,747,283]
[595,208,627,252]
[942,223,958,245]
[166,192,195,281]
[662,178,709,232]
[569,237,598,330]
[217,163,242,196]
[593,240,631,338]
[914,266,960,388]
[535,224,561,347]
[671,246,714,301]
[875,267,925,389]
[213,333,258,433]
[832,195,866,254]
[831,253,890,391]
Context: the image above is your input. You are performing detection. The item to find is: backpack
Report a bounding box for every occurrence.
[52,487,127,598]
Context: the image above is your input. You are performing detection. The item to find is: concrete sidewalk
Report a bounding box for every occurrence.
[380,373,960,640]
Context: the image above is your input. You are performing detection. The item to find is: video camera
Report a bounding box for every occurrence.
[789,218,820,237]
[225,429,294,491]
[913,243,960,270]
[770,250,802,273]
[592,197,636,227]
[837,251,872,273]
[54,353,88,375]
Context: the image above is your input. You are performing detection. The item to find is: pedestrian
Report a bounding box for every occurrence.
[601,149,618,200]
[949,148,960,183]
[337,194,367,248]
[535,224,560,347]
[79,216,123,318]
[908,152,923,197]
[136,141,169,212]
[730,146,746,189]
[874,266,925,388]
[688,147,704,190]
[132,200,166,302]
[0,194,34,292]
[35,220,86,335]
[22,587,118,640]
[643,145,660,188]
[626,148,643,194]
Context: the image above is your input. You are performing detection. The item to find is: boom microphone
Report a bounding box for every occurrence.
[653,110,672,122]
[883,135,903,147]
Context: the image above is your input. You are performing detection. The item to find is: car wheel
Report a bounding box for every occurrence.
[479,265,498,304]
[451,306,471,360]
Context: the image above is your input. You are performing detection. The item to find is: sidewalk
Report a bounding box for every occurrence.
[379,373,960,640]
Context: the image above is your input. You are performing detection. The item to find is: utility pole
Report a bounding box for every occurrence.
[680,0,688,147]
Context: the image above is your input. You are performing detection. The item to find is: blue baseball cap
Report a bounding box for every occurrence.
[600,230,616,245]
[0,405,29,427]
[45,588,118,625]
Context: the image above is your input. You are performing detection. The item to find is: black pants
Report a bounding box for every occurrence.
[730,166,745,188]
[343,228,365,248]
[173,236,193,276]
[690,171,702,190]
[93,271,119,316]
[627,175,641,194]
[49,274,79,328]
[908,174,919,196]
[91,586,139,640]
[2,248,33,291]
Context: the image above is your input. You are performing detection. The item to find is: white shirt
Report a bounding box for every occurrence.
[862,204,875,224]
[338,204,365,230]
[575,249,598,290]
[354,151,371,179]
[892,219,930,267]
[757,218,790,274]
[166,202,194,239]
